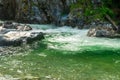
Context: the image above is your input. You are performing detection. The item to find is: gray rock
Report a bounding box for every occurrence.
[87,26,115,37]
[0,0,78,24]
[3,21,16,29]
[0,30,44,46]
[0,22,32,31]
[16,24,32,31]
[95,30,110,37]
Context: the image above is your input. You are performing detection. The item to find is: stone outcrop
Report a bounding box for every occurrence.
[0,22,44,46]
[87,27,114,37]
[2,21,32,31]
[87,24,115,37]
[0,31,44,46]
[87,21,120,38]
[60,8,85,28]
[0,0,78,24]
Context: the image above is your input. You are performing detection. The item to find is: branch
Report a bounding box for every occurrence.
[105,14,118,30]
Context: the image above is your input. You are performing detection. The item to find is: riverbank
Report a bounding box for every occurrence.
[0,41,41,56]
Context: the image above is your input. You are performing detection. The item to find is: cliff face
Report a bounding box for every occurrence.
[0,0,77,24]
[0,0,119,29]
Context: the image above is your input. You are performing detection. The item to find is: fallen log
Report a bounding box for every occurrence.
[105,14,118,30]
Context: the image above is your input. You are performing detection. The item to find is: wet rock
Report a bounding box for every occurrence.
[0,36,23,46]
[0,27,7,34]
[61,8,85,28]
[0,31,44,46]
[16,24,32,31]
[87,26,115,37]
[3,21,16,29]
[0,41,42,56]
[0,21,44,46]
[59,15,69,26]
[0,22,32,32]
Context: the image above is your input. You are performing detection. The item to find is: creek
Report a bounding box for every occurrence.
[0,24,120,80]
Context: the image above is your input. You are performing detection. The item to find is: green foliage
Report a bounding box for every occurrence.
[70,0,114,23]
[70,3,82,10]
[70,0,90,10]
[85,6,114,18]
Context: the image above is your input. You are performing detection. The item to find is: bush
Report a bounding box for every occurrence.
[70,0,114,23]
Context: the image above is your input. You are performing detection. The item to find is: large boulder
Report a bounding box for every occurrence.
[87,26,115,37]
[0,0,78,24]
[0,21,43,46]
[0,31,44,46]
[0,21,32,31]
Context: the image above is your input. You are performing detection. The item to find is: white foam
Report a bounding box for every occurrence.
[31,25,120,51]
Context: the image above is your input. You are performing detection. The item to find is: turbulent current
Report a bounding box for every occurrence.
[0,24,120,80]
[31,24,120,51]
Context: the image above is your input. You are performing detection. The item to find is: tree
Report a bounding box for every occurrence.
[1,0,17,19]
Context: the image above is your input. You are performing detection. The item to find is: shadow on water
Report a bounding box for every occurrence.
[0,41,120,80]
[34,42,120,58]
[0,25,120,79]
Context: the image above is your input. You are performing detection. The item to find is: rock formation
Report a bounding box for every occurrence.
[0,0,78,24]
[87,20,120,38]
[0,22,44,46]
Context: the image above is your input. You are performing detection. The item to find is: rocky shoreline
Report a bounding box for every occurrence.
[0,0,119,38]
[0,20,120,55]
[0,41,41,56]
[0,21,44,55]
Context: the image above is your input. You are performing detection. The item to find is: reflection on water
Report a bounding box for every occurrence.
[0,25,120,80]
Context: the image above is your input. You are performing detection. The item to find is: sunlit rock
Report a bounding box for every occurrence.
[87,26,115,37]
[0,31,44,46]
[16,25,32,31]
[0,22,44,46]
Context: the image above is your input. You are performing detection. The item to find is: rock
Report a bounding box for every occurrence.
[0,21,37,46]
[61,8,85,28]
[0,27,7,33]
[0,42,39,55]
[0,26,17,34]
[26,32,44,44]
[87,26,115,37]
[16,24,32,31]
[3,21,16,29]
[30,6,44,23]
[0,21,32,31]
[0,31,44,46]
[0,35,23,46]
[0,0,78,24]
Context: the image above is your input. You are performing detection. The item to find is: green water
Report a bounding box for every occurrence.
[0,25,120,80]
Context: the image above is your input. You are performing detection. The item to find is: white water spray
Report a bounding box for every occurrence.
[31,25,120,51]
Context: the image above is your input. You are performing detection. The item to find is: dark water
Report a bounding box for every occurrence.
[0,25,120,80]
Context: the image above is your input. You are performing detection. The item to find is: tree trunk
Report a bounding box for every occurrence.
[105,14,118,30]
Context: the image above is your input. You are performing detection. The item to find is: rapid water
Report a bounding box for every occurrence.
[31,24,120,51]
[0,24,120,80]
